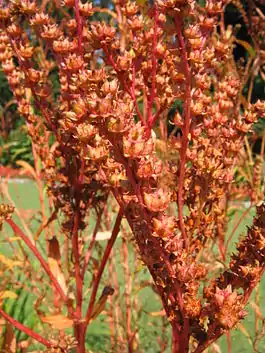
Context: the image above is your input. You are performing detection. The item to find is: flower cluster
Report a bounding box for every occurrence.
[0,204,14,230]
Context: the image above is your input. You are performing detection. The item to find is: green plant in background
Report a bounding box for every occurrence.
[0,122,33,167]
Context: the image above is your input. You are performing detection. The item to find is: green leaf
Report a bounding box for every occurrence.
[235,39,256,58]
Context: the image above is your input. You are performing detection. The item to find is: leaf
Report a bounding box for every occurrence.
[0,291,17,307]
[48,236,67,296]
[8,237,21,242]
[250,301,263,320]
[34,209,58,241]
[90,286,114,322]
[15,160,37,180]
[39,313,74,330]
[211,343,222,353]
[149,310,166,317]
[48,236,61,260]
[0,142,18,151]
[260,68,265,82]
[1,322,16,353]
[11,147,30,161]
[48,258,68,295]
[235,39,256,58]
[0,291,17,300]
[93,231,112,241]
[238,323,253,346]
[0,254,23,270]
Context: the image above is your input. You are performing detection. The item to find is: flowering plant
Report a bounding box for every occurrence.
[1,0,265,352]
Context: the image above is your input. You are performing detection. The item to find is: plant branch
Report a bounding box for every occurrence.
[148,7,158,126]
[174,14,191,249]
[6,219,71,310]
[81,206,105,280]
[122,237,133,353]
[75,0,83,55]
[83,208,123,330]
[0,307,53,348]
[72,209,83,319]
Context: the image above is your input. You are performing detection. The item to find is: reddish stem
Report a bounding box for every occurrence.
[107,254,117,352]
[0,307,53,348]
[6,219,70,310]
[72,210,83,316]
[174,15,191,249]
[83,208,123,330]
[122,237,133,353]
[75,0,83,55]
[30,141,49,249]
[105,208,121,351]
[112,189,191,351]
[107,134,188,345]
[71,157,85,348]
[147,7,158,126]
[172,326,180,353]
[81,207,105,279]
[148,107,163,130]
[193,325,220,353]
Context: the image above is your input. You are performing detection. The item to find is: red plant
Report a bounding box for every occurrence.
[1,0,265,352]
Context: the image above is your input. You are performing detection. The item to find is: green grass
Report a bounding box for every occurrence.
[1,180,265,352]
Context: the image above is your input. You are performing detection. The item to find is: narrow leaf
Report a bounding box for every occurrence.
[39,313,74,330]
[15,160,37,180]
[90,286,114,321]
[235,39,256,58]
[48,236,67,296]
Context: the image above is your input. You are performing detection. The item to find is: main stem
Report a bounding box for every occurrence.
[172,327,180,353]
[72,157,85,351]
[174,14,191,249]
[76,330,86,353]
[172,326,190,353]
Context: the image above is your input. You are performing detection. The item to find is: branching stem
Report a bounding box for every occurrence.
[84,208,123,331]
[174,15,191,249]
[0,308,53,348]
